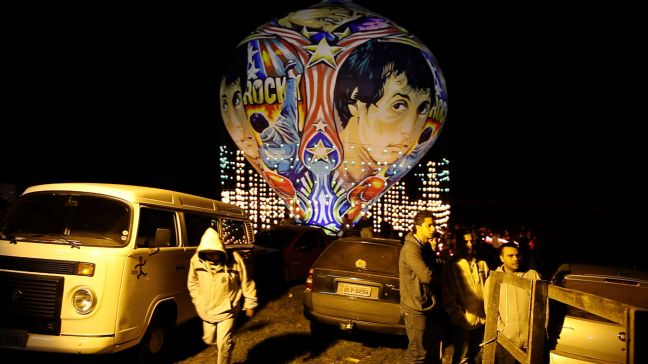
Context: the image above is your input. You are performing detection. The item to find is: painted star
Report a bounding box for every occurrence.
[303,38,343,68]
[306,140,335,163]
[333,27,352,40]
[313,119,327,132]
[301,26,317,39]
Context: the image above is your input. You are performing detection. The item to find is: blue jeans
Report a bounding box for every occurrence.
[403,311,443,364]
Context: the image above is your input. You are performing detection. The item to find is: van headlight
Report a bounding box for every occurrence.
[72,287,97,314]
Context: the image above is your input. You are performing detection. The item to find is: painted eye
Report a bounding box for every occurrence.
[233,91,242,107]
[221,99,228,111]
[392,101,408,112]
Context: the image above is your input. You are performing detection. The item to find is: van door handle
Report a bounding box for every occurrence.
[176,265,185,271]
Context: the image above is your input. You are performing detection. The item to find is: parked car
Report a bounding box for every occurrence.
[548,264,648,363]
[251,225,332,288]
[303,236,405,336]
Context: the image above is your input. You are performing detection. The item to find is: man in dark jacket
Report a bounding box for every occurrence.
[399,210,443,363]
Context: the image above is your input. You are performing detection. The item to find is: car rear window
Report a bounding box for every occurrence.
[318,240,400,275]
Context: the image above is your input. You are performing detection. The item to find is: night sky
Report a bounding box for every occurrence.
[5,1,645,270]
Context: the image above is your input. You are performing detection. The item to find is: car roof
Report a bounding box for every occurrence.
[23,183,245,217]
[552,263,648,282]
[552,263,648,308]
[260,225,322,231]
[333,236,402,246]
[255,225,326,236]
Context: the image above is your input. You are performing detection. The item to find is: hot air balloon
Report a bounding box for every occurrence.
[220,0,448,232]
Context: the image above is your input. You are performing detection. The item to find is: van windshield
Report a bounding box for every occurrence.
[1,192,131,247]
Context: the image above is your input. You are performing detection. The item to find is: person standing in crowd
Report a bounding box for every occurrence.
[474,227,499,269]
[486,242,541,364]
[399,211,444,363]
[380,220,395,239]
[187,227,258,364]
[428,226,451,267]
[442,229,490,364]
[341,213,358,237]
[358,216,374,238]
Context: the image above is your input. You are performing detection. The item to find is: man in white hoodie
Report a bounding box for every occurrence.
[187,227,257,364]
[487,242,541,364]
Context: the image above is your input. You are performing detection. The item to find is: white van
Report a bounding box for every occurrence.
[0,183,254,359]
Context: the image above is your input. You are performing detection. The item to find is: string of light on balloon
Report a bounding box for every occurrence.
[219,145,451,235]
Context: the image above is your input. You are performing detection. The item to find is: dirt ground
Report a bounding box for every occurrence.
[3,283,455,363]
[178,283,411,363]
[176,283,455,364]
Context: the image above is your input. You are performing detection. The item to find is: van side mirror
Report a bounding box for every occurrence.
[152,228,171,247]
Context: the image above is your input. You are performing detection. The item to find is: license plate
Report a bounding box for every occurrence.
[338,283,372,297]
[0,328,28,348]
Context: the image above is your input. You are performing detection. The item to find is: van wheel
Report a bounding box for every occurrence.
[138,316,170,363]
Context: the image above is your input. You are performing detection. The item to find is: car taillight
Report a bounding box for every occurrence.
[305,268,313,291]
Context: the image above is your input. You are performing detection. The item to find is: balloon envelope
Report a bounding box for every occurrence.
[220,0,448,232]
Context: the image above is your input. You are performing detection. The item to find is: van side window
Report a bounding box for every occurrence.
[137,207,177,247]
[184,213,215,247]
[220,218,248,246]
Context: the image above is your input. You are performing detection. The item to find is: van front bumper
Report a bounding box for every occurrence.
[0,333,117,354]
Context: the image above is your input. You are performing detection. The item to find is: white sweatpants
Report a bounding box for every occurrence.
[202,317,235,364]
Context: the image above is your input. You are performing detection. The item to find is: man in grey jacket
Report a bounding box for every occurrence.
[399,210,443,363]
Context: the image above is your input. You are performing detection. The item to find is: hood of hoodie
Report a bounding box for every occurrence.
[196,227,227,262]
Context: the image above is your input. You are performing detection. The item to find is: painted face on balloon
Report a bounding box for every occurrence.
[351,72,432,165]
[220,78,260,160]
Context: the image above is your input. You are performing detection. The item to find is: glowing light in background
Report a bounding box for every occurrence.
[220,145,450,235]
